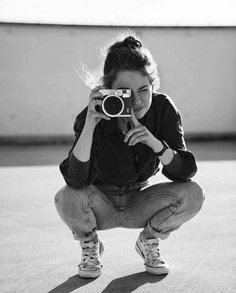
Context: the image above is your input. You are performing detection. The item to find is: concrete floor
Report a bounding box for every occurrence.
[0,142,236,293]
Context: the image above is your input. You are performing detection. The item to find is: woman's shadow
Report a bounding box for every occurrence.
[48,271,167,293]
[101,272,167,293]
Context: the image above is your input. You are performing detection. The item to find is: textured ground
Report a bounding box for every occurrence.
[0,142,236,293]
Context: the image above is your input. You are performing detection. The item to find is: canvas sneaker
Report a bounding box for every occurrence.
[135,234,169,275]
[78,237,104,278]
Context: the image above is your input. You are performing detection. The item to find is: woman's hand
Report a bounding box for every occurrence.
[86,85,111,127]
[124,110,163,152]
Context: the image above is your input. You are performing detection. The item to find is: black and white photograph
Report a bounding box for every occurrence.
[0,1,236,292]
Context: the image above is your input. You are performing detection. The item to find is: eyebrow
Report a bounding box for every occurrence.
[139,85,149,90]
[117,85,149,90]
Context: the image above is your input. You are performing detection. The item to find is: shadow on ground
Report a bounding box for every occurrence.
[49,272,167,293]
[101,272,167,293]
[48,274,93,293]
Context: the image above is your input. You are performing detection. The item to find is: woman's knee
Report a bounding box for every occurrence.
[54,185,93,214]
[185,181,205,214]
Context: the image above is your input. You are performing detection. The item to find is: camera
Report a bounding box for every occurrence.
[97,89,132,117]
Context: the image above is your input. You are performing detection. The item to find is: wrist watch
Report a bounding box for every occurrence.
[156,140,169,157]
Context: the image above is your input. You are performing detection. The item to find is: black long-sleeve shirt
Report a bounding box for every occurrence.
[60,93,197,189]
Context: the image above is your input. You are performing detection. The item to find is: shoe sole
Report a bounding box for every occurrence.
[135,242,169,275]
[78,239,104,279]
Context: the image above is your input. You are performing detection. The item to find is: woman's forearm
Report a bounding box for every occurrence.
[72,118,96,162]
[150,138,175,165]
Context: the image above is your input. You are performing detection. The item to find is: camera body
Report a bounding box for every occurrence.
[98,89,132,117]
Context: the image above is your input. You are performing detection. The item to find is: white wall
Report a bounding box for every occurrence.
[0,24,236,138]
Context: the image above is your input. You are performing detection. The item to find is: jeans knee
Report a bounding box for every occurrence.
[54,188,63,204]
[54,185,93,214]
[54,186,71,206]
[187,181,205,214]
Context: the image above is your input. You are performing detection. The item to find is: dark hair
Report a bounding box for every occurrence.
[102,35,160,91]
[78,32,160,92]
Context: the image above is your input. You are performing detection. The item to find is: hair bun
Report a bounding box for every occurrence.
[123,36,142,49]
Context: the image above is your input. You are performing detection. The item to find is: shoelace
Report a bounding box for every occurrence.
[81,240,100,267]
[144,240,164,265]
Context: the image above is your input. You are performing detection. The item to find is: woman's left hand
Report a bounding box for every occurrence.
[124,110,160,152]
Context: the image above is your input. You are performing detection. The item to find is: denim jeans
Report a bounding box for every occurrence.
[54,181,205,241]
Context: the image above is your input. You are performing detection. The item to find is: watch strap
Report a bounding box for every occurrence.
[156,140,168,157]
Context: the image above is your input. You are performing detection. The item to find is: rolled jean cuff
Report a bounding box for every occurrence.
[72,227,97,241]
[146,222,170,240]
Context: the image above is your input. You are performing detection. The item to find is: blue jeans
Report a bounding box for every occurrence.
[54,181,205,241]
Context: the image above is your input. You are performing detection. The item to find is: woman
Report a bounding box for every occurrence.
[54,33,205,278]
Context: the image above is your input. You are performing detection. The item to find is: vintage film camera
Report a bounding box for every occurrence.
[97,89,132,117]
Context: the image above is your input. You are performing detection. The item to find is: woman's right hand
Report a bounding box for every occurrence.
[85,85,111,127]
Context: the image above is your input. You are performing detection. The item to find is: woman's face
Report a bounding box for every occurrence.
[111,70,152,119]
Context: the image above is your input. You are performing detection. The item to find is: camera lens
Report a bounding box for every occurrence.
[102,95,124,117]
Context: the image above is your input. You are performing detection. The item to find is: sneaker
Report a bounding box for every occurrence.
[78,238,104,278]
[135,234,169,275]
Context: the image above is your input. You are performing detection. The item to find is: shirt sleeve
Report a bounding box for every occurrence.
[159,96,197,181]
[59,107,98,189]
